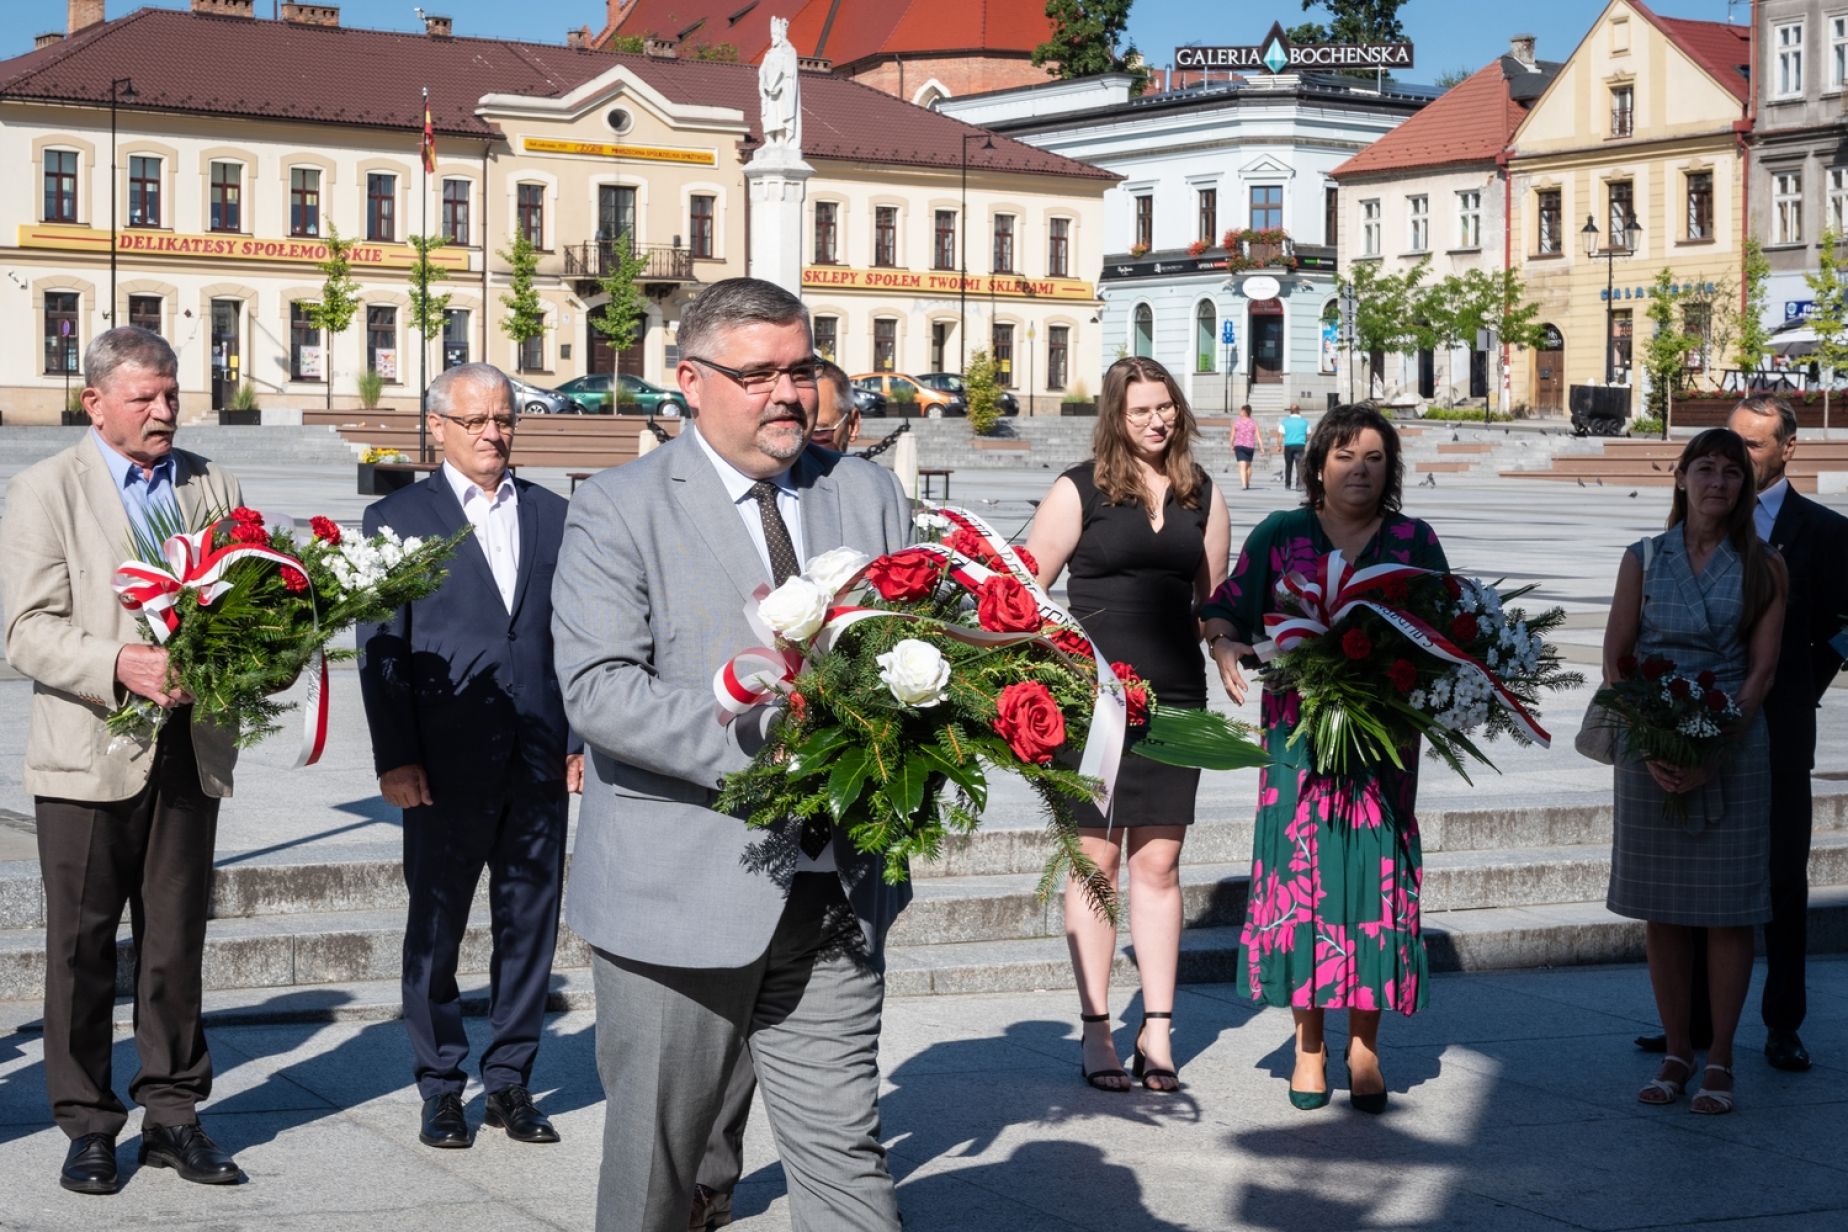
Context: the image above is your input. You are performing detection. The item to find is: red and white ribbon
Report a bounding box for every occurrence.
[112,523,334,766]
[1258,549,1550,747]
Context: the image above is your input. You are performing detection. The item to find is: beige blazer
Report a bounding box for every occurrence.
[0,437,243,802]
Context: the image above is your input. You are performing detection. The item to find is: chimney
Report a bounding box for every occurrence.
[279,3,340,25]
[643,37,677,59]
[1509,34,1537,70]
[36,31,65,49]
[190,0,256,17]
[798,55,831,72]
[566,26,588,50]
[67,0,103,33]
[423,14,453,37]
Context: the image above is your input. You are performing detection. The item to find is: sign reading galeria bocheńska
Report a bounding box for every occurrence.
[1176,21,1413,73]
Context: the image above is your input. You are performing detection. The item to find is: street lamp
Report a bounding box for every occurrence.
[1581,211,1640,385]
[959,132,994,372]
[109,77,136,326]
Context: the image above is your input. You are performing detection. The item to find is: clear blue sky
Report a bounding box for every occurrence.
[4,1,1750,79]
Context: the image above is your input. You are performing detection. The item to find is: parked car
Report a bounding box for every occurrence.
[552,372,688,417]
[850,372,964,417]
[917,372,1019,415]
[851,384,888,418]
[509,375,580,415]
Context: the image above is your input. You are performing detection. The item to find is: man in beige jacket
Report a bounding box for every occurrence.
[0,327,245,1194]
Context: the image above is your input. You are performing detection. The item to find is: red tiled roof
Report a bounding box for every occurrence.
[1331,62,1523,179]
[0,7,1110,181]
[1624,1,1751,104]
[607,0,1049,65]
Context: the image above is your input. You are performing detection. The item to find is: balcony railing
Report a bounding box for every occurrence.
[563,241,695,283]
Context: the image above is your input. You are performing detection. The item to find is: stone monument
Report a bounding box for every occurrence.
[745,16,812,296]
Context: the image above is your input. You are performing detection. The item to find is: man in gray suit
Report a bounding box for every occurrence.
[553,278,912,1232]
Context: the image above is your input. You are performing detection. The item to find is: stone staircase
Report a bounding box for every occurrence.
[0,424,362,469]
[5,791,1846,1026]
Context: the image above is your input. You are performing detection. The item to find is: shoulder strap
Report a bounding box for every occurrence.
[1641,535,1654,572]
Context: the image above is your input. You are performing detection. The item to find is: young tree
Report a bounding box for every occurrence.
[306,224,360,412]
[592,234,649,409]
[1805,229,1848,440]
[1642,268,1698,436]
[964,348,1003,436]
[1467,267,1546,415]
[1731,237,1772,376]
[498,231,546,374]
[406,235,452,376]
[1033,1,1146,87]
[1340,257,1429,397]
[1415,273,1466,403]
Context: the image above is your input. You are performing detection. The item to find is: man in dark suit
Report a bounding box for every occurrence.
[1639,395,1848,1070]
[359,363,582,1149]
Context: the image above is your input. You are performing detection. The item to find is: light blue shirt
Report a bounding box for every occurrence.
[1754,476,1788,545]
[90,428,180,547]
[1281,414,1309,447]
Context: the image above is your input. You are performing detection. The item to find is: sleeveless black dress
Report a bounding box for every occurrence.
[1062,462,1211,828]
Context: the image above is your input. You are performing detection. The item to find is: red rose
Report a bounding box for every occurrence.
[230,522,269,545]
[1443,575,1463,600]
[1449,613,1479,645]
[993,680,1065,764]
[787,690,807,725]
[977,574,1041,633]
[946,526,993,563]
[1696,670,1717,690]
[1668,678,1692,699]
[1049,627,1094,661]
[1123,683,1149,726]
[310,515,342,545]
[1382,577,1411,605]
[230,505,264,525]
[1705,689,1729,713]
[1013,546,1039,577]
[863,550,940,602]
[1341,628,1372,660]
[281,567,309,592]
[1642,657,1674,681]
[1618,654,1639,678]
[1110,660,1143,686]
[1387,658,1418,693]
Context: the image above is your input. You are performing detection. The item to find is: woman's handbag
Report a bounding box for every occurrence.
[1575,537,1653,765]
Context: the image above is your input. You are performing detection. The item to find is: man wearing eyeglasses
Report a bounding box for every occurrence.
[553,278,912,1232]
[357,363,582,1152]
[809,359,862,453]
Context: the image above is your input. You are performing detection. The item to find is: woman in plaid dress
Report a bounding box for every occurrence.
[1601,429,1786,1115]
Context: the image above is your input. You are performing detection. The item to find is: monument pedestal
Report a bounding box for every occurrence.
[744,147,813,297]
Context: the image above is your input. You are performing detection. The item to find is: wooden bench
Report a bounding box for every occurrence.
[569,471,592,492]
[918,467,954,500]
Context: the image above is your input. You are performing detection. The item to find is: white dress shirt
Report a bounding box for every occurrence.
[443,462,520,611]
[688,426,835,871]
[1755,476,1789,545]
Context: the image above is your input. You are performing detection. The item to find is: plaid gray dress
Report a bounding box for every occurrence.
[1606,528,1772,927]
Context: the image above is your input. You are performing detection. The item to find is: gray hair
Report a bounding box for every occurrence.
[677,277,809,363]
[816,358,851,408]
[426,363,515,416]
[84,326,177,390]
[1734,394,1798,444]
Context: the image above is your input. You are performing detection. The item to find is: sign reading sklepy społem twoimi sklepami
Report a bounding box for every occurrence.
[1177,21,1413,74]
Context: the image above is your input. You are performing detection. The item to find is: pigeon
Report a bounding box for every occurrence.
[1650,461,1663,471]
[1627,490,1638,498]
[1420,473,1437,488]
[1451,431,1459,442]
[1596,478,1604,487]
[1576,477,1586,487]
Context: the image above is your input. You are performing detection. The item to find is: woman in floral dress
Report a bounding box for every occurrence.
[1199,405,1445,1113]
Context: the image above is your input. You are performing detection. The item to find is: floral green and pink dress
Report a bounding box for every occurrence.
[1201,507,1449,1016]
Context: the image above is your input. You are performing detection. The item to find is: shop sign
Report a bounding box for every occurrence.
[522,137,718,166]
[1599,280,1716,301]
[17,224,468,272]
[802,266,1097,302]
[1177,21,1413,74]
[1786,300,1817,320]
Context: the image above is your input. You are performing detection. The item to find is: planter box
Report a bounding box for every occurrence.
[356,462,433,496]
[1059,400,1097,417]
[60,410,88,426]
[217,409,261,426]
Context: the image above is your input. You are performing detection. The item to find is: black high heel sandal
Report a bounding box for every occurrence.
[1346,1041,1388,1114]
[1130,1011,1180,1092]
[1078,1013,1129,1092]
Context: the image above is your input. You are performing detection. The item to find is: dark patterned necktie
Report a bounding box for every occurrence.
[749,480,800,586]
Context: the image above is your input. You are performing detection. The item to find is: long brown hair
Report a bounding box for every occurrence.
[1092,356,1202,512]
[1667,428,1778,635]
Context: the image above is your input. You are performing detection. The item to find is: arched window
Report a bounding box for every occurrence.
[1134,303,1154,358]
[1195,300,1216,372]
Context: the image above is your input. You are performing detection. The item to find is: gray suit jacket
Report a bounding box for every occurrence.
[554,432,913,968]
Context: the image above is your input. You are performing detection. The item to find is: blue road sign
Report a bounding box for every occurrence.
[1221,319,1236,345]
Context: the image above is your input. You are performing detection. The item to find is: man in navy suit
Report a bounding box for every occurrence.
[359,363,582,1149]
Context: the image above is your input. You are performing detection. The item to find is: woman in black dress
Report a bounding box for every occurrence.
[1025,356,1230,1092]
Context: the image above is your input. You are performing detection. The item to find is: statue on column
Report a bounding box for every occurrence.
[758,17,802,154]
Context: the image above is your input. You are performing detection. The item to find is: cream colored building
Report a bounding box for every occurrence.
[1,1,1106,421]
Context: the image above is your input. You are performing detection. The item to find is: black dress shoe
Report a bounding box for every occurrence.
[420,1093,472,1148]
[690,1183,734,1230]
[137,1122,244,1184]
[1766,1029,1813,1072]
[483,1086,559,1144]
[60,1133,118,1195]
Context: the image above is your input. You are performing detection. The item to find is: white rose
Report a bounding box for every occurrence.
[758,576,829,642]
[877,638,951,708]
[803,547,870,599]
[401,535,424,554]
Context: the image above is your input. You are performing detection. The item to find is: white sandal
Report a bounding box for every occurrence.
[1691,1064,1735,1115]
[1638,1055,1694,1104]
